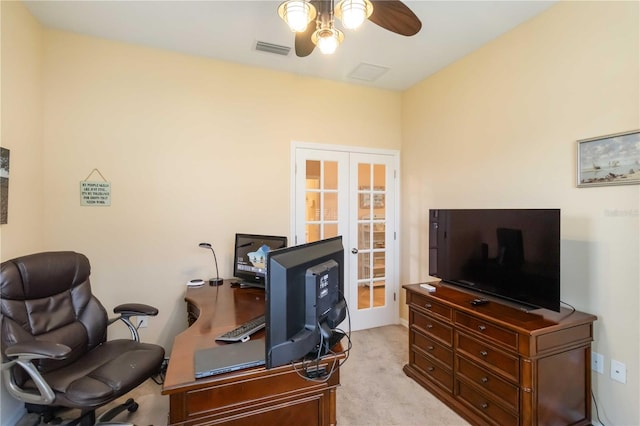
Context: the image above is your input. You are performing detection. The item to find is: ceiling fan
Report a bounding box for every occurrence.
[278,0,422,56]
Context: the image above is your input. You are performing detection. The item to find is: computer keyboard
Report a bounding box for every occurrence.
[215,314,266,343]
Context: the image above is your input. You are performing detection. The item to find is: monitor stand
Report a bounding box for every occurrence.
[309,331,345,358]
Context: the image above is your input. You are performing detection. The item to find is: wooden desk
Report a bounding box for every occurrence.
[162,282,343,426]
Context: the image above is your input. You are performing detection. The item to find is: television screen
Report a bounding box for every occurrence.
[265,236,346,369]
[429,209,561,311]
[233,233,287,288]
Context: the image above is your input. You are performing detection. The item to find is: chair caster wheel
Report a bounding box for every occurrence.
[126,400,139,413]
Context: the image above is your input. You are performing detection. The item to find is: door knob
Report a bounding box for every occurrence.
[351,248,358,254]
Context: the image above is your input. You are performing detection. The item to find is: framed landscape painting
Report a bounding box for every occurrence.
[577,130,640,187]
[1,147,9,224]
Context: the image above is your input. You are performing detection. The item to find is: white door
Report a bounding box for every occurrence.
[293,144,399,330]
[348,153,397,329]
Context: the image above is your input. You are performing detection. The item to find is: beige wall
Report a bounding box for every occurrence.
[39,30,401,350]
[401,1,639,424]
[1,0,44,260]
[0,1,45,423]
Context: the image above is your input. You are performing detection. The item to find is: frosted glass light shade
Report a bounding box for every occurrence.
[278,0,317,32]
[312,28,344,55]
[336,0,373,30]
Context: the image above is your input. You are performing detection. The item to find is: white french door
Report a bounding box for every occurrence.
[292,144,399,331]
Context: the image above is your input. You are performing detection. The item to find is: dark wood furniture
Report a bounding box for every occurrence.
[162,282,343,426]
[403,283,596,426]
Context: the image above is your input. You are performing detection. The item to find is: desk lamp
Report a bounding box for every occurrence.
[198,243,223,286]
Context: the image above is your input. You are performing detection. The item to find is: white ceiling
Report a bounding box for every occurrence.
[23,0,556,91]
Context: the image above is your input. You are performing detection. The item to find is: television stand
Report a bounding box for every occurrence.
[403,283,596,426]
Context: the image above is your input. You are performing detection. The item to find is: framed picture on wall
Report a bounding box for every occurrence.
[577,130,640,187]
[1,147,9,224]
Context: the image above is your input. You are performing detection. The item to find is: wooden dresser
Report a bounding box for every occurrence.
[403,283,596,426]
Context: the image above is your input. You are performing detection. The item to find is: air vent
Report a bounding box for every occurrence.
[348,63,390,82]
[255,41,291,56]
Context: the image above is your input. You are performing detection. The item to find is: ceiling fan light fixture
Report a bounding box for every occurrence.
[335,0,373,30]
[278,0,317,32]
[312,28,344,55]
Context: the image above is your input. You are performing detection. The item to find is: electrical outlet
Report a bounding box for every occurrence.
[610,359,626,384]
[137,316,148,328]
[591,352,604,374]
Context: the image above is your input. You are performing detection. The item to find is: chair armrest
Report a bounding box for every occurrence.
[113,303,159,317]
[110,303,160,342]
[5,341,71,361]
[1,341,70,405]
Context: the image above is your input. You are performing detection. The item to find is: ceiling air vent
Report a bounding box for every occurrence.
[348,63,390,82]
[255,41,291,56]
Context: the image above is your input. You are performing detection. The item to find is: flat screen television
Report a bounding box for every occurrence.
[429,209,561,312]
[265,236,346,369]
[233,233,288,288]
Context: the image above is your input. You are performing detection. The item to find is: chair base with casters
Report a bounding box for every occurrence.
[1,251,166,426]
[20,397,137,426]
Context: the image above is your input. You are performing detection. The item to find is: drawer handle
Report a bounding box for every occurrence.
[480,350,488,357]
[427,366,435,372]
[478,325,487,331]
[424,303,432,309]
[427,324,433,329]
[481,403,489,409]
[481,377,489,383]
[427,346,435,351]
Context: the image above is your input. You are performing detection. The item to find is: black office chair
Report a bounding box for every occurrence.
[0,251,165,425]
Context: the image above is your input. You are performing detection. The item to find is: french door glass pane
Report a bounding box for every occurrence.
[357,252,371,280]
[324,224,338,238]
[356,161,387,310]
[324,193,338,220]
[305,160,339,244]
[306,223,320,243]
[306,191,320,221]
[324,161,338,190]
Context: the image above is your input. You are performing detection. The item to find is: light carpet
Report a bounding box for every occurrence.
[337,324,468,426]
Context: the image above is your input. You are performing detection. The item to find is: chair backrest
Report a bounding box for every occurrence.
[1,251,108,382]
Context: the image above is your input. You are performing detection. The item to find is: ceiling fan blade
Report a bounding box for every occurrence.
[295,25,316,57]
[369,0,422,36]
[294,0,323,57]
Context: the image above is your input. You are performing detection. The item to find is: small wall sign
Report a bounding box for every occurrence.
[80,168,111,206]
[80,181,111,206]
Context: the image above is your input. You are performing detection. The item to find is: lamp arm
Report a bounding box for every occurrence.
[210,248,220,281]
[199,242,223,286]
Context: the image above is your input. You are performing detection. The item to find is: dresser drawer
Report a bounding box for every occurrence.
[456,356,519,409]
[412,309,453,346]
[411,349,453,393]
[411,329,453,368]
[457,380,518,426]
[456,332,519,382]
[408,292,452,321]
[455,311,518,350]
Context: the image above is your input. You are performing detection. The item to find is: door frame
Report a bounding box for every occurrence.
[290,141,401,327]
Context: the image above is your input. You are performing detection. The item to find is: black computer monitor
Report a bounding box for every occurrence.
[265,236,346,369]
[233,233,288,288]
